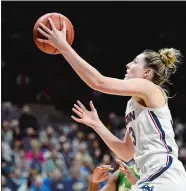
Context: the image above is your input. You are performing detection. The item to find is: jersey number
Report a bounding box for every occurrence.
[129,127,136,146]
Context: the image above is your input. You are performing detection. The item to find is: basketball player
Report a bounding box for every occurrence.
[88,159,140,191]
[37,19,186,190]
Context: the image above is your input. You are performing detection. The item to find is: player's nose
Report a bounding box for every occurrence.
[126,62,131,69]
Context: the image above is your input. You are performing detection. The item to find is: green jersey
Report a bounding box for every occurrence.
[116,165,140,191]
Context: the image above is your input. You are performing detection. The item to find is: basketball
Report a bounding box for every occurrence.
[33,13,74,55]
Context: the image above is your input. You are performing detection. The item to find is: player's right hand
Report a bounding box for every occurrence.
[37,18,69,51]
[91,165,114,183]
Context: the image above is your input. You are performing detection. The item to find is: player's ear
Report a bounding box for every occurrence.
[143,68,153,79]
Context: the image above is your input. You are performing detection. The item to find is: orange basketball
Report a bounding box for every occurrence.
[33,13,74,55]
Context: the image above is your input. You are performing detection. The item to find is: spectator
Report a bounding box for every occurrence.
[19,105,40,136]
[50,169,72,191]
[12,168,27,190]
[2,120,13,145]
[1,102,185,191]
[31,175,50,191]
[45,148,69,178]
[2,175,12,191]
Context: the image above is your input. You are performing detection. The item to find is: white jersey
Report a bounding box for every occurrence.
[125,97,179,168]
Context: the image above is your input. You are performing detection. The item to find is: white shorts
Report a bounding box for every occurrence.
[131,154,186,191]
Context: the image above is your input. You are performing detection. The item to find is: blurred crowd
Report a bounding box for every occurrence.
[2,102,186,191]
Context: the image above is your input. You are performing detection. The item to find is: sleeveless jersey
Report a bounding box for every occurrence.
[125,98,178,168]
[117,165,140,191]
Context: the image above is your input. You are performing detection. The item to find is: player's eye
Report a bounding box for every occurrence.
[133,59,137,64]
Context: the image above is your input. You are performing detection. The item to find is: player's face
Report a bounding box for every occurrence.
[124,53,147,80]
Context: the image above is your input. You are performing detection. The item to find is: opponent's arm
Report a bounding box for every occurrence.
[87,165,115,191]
[116,159,139,185]
[99,170,119,191]
[88,181,99,191]
[88,170,119,191]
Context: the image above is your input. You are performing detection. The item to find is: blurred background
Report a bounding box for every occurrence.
[1,1,186,191]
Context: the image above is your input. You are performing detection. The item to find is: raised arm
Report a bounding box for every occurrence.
[59,43,156,100]
[37,19,159,102]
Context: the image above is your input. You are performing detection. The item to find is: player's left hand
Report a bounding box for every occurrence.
[71,100,102,128]
[37,18,69,51]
